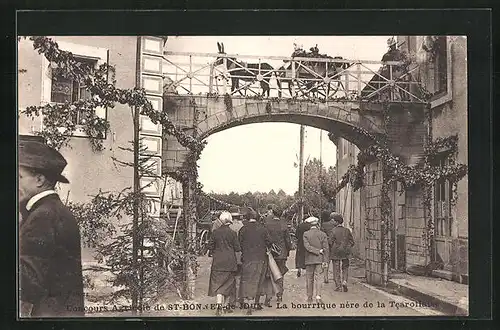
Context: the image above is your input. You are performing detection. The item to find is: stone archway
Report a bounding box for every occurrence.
[162,94,429,287]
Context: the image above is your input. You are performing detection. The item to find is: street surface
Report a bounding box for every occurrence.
[85,251,443,318]
[137,251,442,317]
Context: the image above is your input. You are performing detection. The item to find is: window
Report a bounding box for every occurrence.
[417,36,453,108]
[433,153,453,237]
[342,139,348,159]
[41,40,108,137]
[432,36,448,96]
[50,57,97,125]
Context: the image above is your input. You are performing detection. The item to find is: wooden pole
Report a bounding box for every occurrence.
[132,105,140,312]
[319,130,323,220]
[298,125,305,222]
[131,36,142,314]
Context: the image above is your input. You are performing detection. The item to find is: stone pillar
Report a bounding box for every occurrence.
[182,177,197,299]
[364,159,384,285]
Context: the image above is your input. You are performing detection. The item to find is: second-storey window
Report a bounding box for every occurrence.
[50,57,97,125]
[41,40,108,137]
[432,36,448,96]
[433,153,453,237]
[342,139,348,159]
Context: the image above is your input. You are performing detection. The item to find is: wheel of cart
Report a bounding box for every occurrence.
[198,229,210,256]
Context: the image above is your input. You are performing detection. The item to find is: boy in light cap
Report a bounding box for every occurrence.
[302,217,329,304]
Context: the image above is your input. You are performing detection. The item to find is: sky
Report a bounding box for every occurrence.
[164,36,390,195]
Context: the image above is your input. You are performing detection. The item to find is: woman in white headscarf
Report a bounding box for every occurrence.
[208,211,241,316]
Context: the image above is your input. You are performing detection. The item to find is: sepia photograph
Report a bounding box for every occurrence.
[17,34,469,318]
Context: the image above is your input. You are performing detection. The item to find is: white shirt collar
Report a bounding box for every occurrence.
[26,190,58,211]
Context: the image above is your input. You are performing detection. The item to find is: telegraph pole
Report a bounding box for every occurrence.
[298,125,305,222]
[319,130,323,221]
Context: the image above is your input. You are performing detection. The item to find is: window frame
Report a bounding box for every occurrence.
[40,40,109,138]
[342,138,348,159]
[416,36,453,108]
[432,152,453,238]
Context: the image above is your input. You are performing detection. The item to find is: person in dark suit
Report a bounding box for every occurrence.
[208,211,241,316]
[320,210,335,284]
[381,37,406,100]
[295,217,313,277]
[303,217,329,304]
[329,212,355,292]
[238,208,272,315]
[263,204,292,303]
[382,37,404,63]
[18,140,84,317]
[228,213,244,307]
[262,204,277,227]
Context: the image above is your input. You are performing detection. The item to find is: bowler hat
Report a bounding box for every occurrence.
[18,140,70,183]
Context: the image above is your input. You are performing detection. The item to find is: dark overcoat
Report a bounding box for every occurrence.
[19,194,84,317]
[295,222,312,269]
[303,227,330,265]
[321,220,336,249]
[329,225,355,260]
[239,221,271,263]
[238,221,273,298]
[264,217,292,260]
[208,225,241,272]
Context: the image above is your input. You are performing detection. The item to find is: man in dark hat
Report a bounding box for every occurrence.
[295,216,314,278]
[329,212,355,292]
[238,208,272,315]
[320,210,335,284]
[18,140,84,317]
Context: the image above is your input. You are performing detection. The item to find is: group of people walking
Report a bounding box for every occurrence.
[207,204,355,316]
[295,211,355,304]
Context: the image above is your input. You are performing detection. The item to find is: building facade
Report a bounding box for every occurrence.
[336,36,468,283]
[18,36,183,261]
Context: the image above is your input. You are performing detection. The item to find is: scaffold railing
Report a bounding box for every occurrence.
[160,50,428,103]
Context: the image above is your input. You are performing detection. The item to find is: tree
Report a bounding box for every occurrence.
[303,158,337,217]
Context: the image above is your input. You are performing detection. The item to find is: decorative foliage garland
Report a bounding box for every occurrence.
[336,121,466,270]
[20,36,204,155]
[421,36,440,62]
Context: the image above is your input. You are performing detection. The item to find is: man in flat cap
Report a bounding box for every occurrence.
[18,139,84,317]
[302,216,329,304]
[329,212,355,292]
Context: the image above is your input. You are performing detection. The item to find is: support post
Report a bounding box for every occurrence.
[357,63,361,98]
[131,36,143,314]
[208,64,214,94]
[298,125,305,222]
[132,106,140,313]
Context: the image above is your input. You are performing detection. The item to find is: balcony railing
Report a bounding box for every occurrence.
[161,51,428,103]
